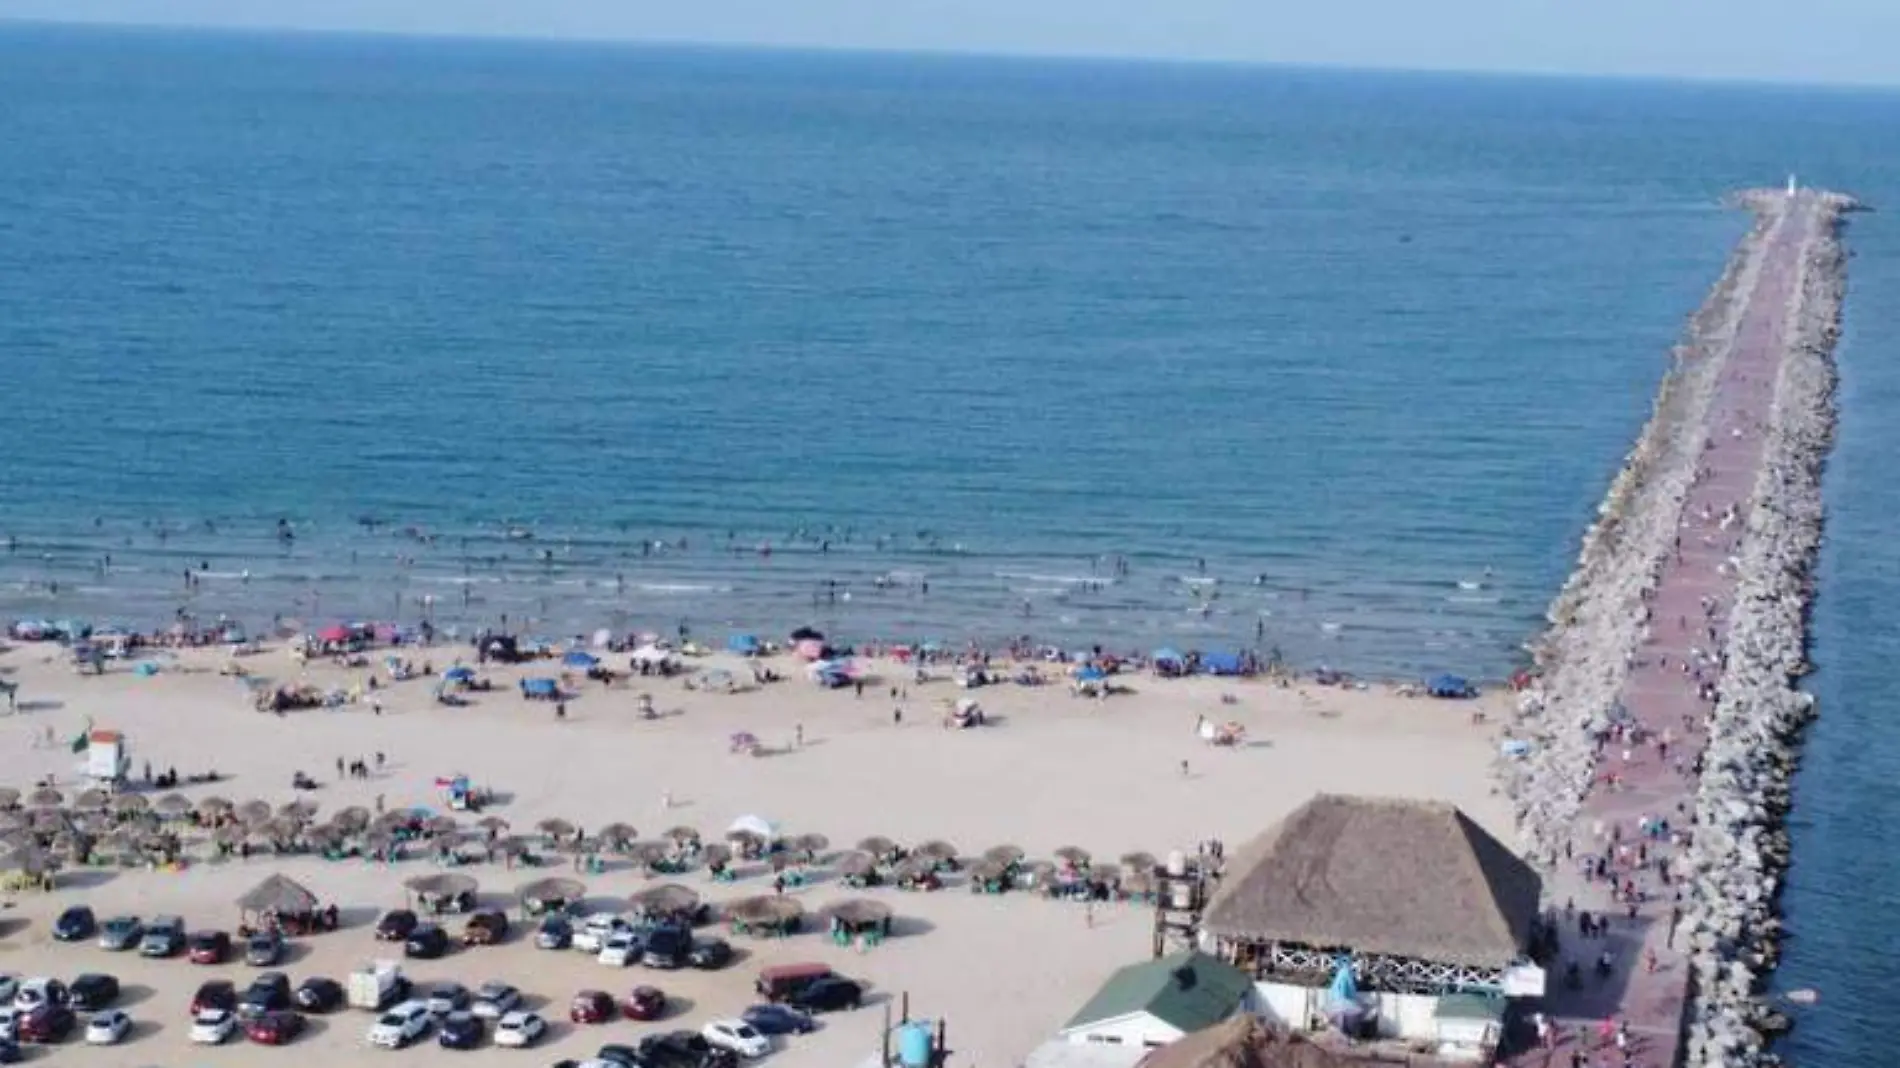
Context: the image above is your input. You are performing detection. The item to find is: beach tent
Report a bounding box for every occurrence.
[521,677,559,698]
[1200,652,1245,676]
[729,814,777,839]
[591,628,613,649]
[562,650,599,669]
[1075,665,1107,683]
[316,625,350,644]
[1427,674,1476,699]
[1151,648,1185,665]
[630,644,673,667]
[443,666,476,683]
[727,633,760,656]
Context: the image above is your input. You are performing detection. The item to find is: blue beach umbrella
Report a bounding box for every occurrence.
[443,666,476,683]
[562,650,599,669]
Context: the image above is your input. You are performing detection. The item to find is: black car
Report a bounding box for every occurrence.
[688,938,732,970]
[245,929,286,966]
[293,976,343,1013]
[0,1036,19,1063]
[787,977,863,1013]
[597,1043,645,1067]
[404,924,450,959]
[436,1010,483,1050]
[374,909,419,941]
[741,1003,817,1036]
[642,925,689,969]
[192,979,239,1016]
[640,1031,738,1068]
[52,906,96,942]
[68,973,120,1011]
[240,972,292,1016]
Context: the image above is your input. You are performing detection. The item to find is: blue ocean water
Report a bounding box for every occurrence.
[0,22,1896,1064]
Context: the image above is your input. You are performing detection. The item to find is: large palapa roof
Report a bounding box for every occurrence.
[1201,794,1540,968]
[1138,1015,1358,1068]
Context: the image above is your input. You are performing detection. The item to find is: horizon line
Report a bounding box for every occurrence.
[4,15,1899,94]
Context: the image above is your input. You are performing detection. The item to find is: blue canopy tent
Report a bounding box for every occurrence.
[727,633,760,656]
[1075,665,1107,683]
[521,677,559,699]
[1151,647,1184,665]
[443,666,476,683]
[1427,674,1476,699]
[562,650,599,669]
[1200,651,1245,676]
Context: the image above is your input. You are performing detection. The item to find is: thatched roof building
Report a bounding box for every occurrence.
[1137,1015,1356,1068]
[236,873,319,915]
[1201,794,1539,988]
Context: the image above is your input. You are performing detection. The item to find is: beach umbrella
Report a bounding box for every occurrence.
[371,811,412,833]
[536,818,576,841]
[916,840,959,863]
[0,845,58,877]
[279,799,320,821]
[197,796,234,818]
[425,814,460,835]
[1120,851,1158,872]
[475,815,510,833]
[791,832,829,856]
[1054,845,1091,866]
[494,836,533,857]
[631,883,699,918]
[1023,859,1057,881]
[111,793,150,815]
[969,858,1010,882]
[820,898,893,928]
[28,807,69,833]
[0,787,19,809]
[664,825,700,845]
[212,824,247,847]
[154,793,193,816]
[596,822,638,848]
[700,843,732,868]
[983,844,1025,866]
[236,799,273,825]
[856,835,897,858]
[74,788,111,810]
[726,830,764,854]
[26,787,61,808]
[893,855,937,880]
[1088,862,1122,887]
[334,806,372,830]
[836,851,876,877]
[516,876,586,910]
[405,872,478,900]
[630,841,671,864]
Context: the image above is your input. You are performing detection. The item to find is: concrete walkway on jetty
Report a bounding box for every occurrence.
[1505,192,1827,1068]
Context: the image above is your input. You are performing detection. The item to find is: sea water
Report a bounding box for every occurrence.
[0,31,1897,1058]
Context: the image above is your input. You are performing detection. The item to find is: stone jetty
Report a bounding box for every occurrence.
[1499,187,1855,1068]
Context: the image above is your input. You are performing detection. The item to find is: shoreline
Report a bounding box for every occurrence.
[1501,188,1855,1068]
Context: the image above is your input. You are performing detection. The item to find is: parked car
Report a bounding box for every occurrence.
[293,976,343,1013]
[16,1004,75,1044]
[493,1010,547,1048]
[187,930,232,965]
[51,906,95,942]
[573,914,629,954]
[245,929,286,966]
[0,978,16,1005]
[688,938,733,970]
[405,924,451,960]
[69,973,119,1011]
[535,916,572,950]
[244,1009,306,1046]
[437,1010,484,1050]
[741,1003,816,1036]
[192,980,238,1016]
[366,999,432,1048]
[469,981,521,1020]
[13,978,68,1013]
[189,1008,238,1045]
[623,985,667,1021]
[786,977,863,1013]
[97,916,143,952]
[0,1037,17,1065]
[642,925,689,969]
[84,1009,131,1046]
[424,982,471,1018]
[0,1008,18,1044]
[374,909,419,942]
[702,1019,770,1059]
[639,1030,738,1068]
[598,933,640,968]
[462,910,509,946]
[753,963,831,1003]
[570,990,614,1024]
[240,972,292,1016]
[596,1043,643,1067]
[139,916,186,958]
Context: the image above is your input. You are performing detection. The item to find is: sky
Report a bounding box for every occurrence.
[2,0,1898,87]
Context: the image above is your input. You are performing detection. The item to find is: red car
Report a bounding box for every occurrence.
[18,1004,76,1043]
[623,985,666,1021]
[569,990,614,1024]
[191,980,238,1016]
[188,930,232,964]
[245,1010,307,1046]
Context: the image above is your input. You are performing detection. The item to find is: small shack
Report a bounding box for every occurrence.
[1059,950,1254,1050]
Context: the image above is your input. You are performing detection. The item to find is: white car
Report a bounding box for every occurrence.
[704,1019,771,1058]
[191,1008,239,1045]
[492,1010,547,1049]
[597,933,639,968]
[0,1008,19,1042]
[14,977,66,1013]
[368,999,433,1048]
[571,913,627,954]
[469,982,521,1020]
[0,976,16,1005]
[85,1009,133,1045]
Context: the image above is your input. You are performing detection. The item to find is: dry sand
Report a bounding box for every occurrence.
[0,643,1509,1067]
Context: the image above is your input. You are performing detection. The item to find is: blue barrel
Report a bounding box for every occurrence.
[897,1022,934,1068]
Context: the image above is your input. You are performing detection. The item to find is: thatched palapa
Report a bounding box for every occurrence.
[631,883,699,917]
[1200,794,1540,969]
[406,872,478,899]
[238,873,320,915]
[820,898,891,927]
[1138,1014,1358,1068]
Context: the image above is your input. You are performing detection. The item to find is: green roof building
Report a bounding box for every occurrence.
[1060,951,1255,1049]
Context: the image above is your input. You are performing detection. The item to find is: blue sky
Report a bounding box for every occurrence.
[3,0,1897,86]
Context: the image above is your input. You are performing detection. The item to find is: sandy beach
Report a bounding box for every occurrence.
[0,641,1509,1067]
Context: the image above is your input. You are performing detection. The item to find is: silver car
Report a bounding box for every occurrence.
[97,916,143,952]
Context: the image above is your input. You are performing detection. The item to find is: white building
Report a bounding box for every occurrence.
[1026,951,1254,1068]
